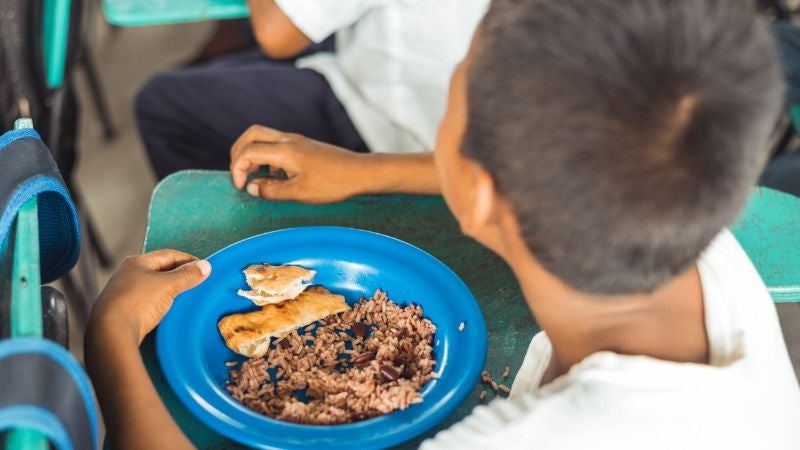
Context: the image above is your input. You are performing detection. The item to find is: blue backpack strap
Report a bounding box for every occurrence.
[0,129,80,283]
[0,338,98,450]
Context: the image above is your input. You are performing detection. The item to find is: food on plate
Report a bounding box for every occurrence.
[219,286,350,358]
[237,263,316,306]
[225,290,437,425]
[480,370,511,398]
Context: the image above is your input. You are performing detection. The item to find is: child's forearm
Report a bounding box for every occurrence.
[359,152,441,196]
[247,0,311,59]
[85,318,195,450]
[231,126,442,203]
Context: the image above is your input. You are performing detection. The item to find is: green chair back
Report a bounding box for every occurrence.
[103,0,248,27]
[42,0,72,89]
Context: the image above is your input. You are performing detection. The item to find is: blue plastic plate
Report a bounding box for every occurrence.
[156,226,487,450]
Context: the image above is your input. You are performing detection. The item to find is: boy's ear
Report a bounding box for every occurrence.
[461,164,499,237]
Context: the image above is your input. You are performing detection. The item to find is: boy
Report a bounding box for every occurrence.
[88,0,800,448]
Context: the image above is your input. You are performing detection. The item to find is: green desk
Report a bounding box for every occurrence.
[143,170,800,449]
[103,0,248,27]
[143,170,535,449]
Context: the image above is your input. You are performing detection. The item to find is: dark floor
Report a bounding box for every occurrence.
[67,16,210,357]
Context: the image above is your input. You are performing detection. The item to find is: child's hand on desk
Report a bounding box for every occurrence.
[229,125,370,204]
[89,249,211,345]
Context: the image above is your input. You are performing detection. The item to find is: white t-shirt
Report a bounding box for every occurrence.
[274,0,489,153]
[421,230,800,450]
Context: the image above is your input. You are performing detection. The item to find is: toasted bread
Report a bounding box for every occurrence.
[219,286,350,358]
[237,263,316,306]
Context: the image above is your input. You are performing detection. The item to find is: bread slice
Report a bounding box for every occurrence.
[219,286,350,358]
[237,263,316,306]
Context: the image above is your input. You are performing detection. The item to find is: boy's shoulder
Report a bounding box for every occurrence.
[698,229,766,295]
[696,229,779,365]
[422,230,800,450]
[424,348,797,450]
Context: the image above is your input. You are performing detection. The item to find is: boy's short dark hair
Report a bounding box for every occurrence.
[463,0,784,295]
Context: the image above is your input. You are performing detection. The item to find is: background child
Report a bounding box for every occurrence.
[136,0,489,179]
[89,0,800,448]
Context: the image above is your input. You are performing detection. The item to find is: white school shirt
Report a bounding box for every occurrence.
[421,230,800,450]
[274,0,489,153]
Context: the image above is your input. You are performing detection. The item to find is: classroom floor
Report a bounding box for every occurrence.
[66,17,211,354]
[68,15,800,381]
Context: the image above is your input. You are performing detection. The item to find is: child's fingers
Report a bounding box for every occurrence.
[230,142,298,189]
[164,259,212,296]
[231,125,287,161]
[230,158,259,190]
[134,249,200,272]
[246,177,303,202]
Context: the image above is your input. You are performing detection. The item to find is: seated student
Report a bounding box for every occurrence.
[136,0,489,179]
[87,0,800,448]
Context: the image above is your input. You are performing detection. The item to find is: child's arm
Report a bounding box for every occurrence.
[247,0,311,59]
[229,125,440,204]
[85,250,211,450]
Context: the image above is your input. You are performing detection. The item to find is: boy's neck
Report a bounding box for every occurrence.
[512,253,709,379]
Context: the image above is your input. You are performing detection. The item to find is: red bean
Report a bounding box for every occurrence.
[278,337,291,349]
[352,322,366,338]
[353,351,375,364]
[350,412,370,421]
[380,364,400,382]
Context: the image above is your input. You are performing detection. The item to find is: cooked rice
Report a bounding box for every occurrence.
[226,289,437,425]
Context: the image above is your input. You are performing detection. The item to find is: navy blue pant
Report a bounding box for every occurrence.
[771,22,800,106]
[136,45,368,180]
[760,22,800,198]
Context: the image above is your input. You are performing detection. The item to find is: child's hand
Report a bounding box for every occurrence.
[90,249,211,344]
[229,125,369,204]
